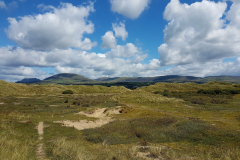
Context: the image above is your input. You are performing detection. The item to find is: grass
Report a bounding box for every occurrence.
[0,118,37,160]
[1,80,240,159]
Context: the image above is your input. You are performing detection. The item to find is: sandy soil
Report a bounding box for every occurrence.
[49,105,58,107]
[135,146,167,160]
[54,107,122,130]
[36,122,48,160]
[19,120,30,123]
[0,102,4,105]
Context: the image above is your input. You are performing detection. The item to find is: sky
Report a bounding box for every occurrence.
[0,0,240,82]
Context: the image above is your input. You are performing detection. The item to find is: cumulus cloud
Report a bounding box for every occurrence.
[0,45,240,82]
[112,21,128,40]
[0,1,18,11]
[0,1,6,9]
[101,31,117,49]
[163,59,240,78]
[158,0,240,66]
[5,2,97,50]
[106,43,139,58]
[110,0,151,19]
[0,65,50,82]
[0,46,154,80]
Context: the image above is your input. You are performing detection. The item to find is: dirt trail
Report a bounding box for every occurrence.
[36,122,47,160]
[54,107,122,130]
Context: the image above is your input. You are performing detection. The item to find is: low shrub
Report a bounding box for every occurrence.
[189,97,206,105]
[197,89,240,95]
[62,90,73,94]
[211,98,227,104]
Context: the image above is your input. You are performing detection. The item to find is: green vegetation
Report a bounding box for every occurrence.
[16,73,240,86]
[1,80,240,159]
[62,90,74,94]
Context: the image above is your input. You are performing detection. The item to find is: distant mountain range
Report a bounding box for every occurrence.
[15,73,240,85]
[16,78,42,83]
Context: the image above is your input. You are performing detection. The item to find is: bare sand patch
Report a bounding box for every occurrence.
[77,107,121,118]
[55,118,113,130]
[135,146,168,160]
[185,105,194,108]
[37,122,44,140]
[49,105,58,107]
[36,122,49,160]
[19,120,30,123]
[54,107,122,130]
[0,102,4,105]
[36,143,46,159]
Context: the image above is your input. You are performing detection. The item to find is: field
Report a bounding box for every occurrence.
[1,80,240,160]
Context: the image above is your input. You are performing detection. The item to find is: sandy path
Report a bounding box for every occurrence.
[36,122,47,160]
[54,107,121,130]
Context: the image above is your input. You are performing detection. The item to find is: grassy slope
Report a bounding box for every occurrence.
[16,74,240,85]
[1,81,240,159]
[42,73,95,84]
[96,75,240,83]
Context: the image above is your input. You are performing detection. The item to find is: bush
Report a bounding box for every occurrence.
[198,89,240,95]
[214,89,222,94]
[62,90,73,94]
[190,97,206,105]
[197,89,215,94]
[211,98,227,104]
[229,90,240,94]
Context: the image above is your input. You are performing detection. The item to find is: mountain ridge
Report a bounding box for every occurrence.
[15,73,240,84]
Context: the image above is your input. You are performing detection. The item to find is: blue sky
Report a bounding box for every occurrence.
[0,0,240,82]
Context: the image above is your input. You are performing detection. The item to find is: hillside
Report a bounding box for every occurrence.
[42,73,94,84]
[201,76,240,83]
[16,78,41,83]
[1,80,240,159]
[15,73,240,85]
[94,75,202,83]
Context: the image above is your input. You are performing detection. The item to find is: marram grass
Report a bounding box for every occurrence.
[1,80,240,159]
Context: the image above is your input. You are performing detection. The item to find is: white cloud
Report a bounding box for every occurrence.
[0,66,50,82]
[163,59,240,78]
[0,46,240,82]
[5,2,97,50]
[112,21,128,40]
[110,0,151,19]
[106,43,139,58]
[0,1,6,9]
[158,0,240,66]
[0,46,153,80]
[0,1,18,10]
[8,1,18,10]
[101,31,117,49]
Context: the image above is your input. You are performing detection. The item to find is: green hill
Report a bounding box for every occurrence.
[15,73,240,85]
[95,75,203,83]
[200,76,240,83]
[42,73,94,84]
